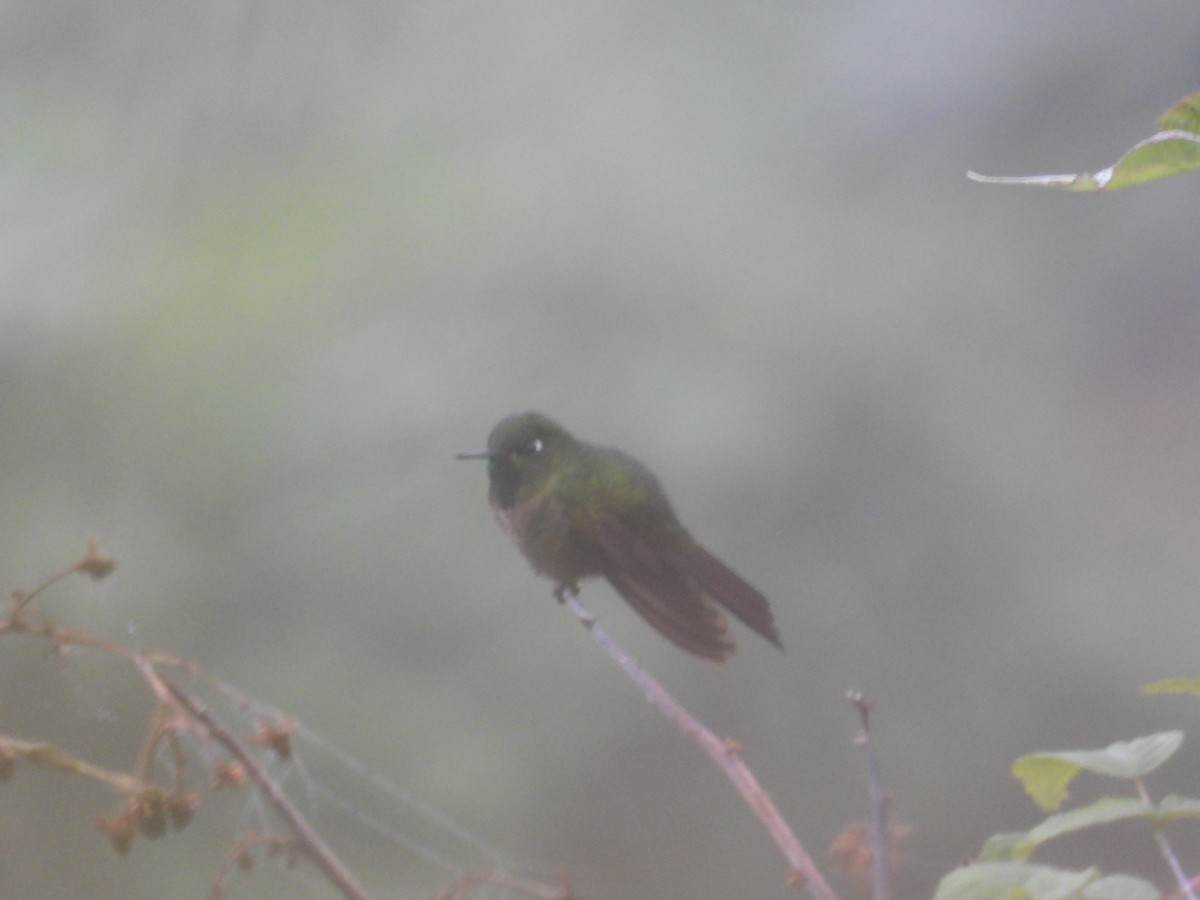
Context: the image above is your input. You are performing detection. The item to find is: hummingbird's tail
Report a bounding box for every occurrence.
[592,522,781,662]
[673,543,784,651]
[602,563,737,663]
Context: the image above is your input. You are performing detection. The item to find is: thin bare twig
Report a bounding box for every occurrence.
[0,736,144,794]
[6,601,375,898]
[560,587,839,900]
[3,544,465,899]
[147,668,374,900]
[849,691,891,900]
[1135,779,1198,900]
[8,539,115,616]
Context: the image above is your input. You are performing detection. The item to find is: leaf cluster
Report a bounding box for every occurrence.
[969,91,1200,190]
[937,699,1200,900]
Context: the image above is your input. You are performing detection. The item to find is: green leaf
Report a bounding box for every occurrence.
[968,90,1200,190]
[1024,866,1102,900]
[1014,798,1152,860]
[1013,733,1183,810]
[1152,794,1200,825]
[935,862,1098,900]
[1142,677,1200,697]
[978,831,1028,862]
[1102,132,1200,189]
[1156,91,1200,133]
[968,132,1200,191]
[1082,874,1161,900]
[1012,756,1081,811]
[1005,794,1200,860]
[1068,733,1184,779]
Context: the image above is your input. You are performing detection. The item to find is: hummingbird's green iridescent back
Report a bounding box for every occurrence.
[462,412,783,662]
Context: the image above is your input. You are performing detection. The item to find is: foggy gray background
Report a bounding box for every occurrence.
[3,3,1200,898]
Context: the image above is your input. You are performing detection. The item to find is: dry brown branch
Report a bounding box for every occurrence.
[1,543,380,898]
[154,672,373,900]
[849,691,891,900]
[560,587,840,900]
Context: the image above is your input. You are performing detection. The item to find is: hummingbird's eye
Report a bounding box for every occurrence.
[513,437,544,459]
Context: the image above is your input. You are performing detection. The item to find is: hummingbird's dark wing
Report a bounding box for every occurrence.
[668,543,784,650]
[592,522,736,662]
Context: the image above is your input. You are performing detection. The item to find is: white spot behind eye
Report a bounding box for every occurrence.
[511,437,545,460]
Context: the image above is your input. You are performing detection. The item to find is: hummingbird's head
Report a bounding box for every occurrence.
[459,412,576,508]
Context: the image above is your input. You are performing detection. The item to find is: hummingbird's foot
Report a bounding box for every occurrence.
[553,582,579,604]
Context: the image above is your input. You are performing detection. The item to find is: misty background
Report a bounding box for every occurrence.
[3,3,1200,898]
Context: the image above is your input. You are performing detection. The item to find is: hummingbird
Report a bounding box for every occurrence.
[458,412,783,662]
